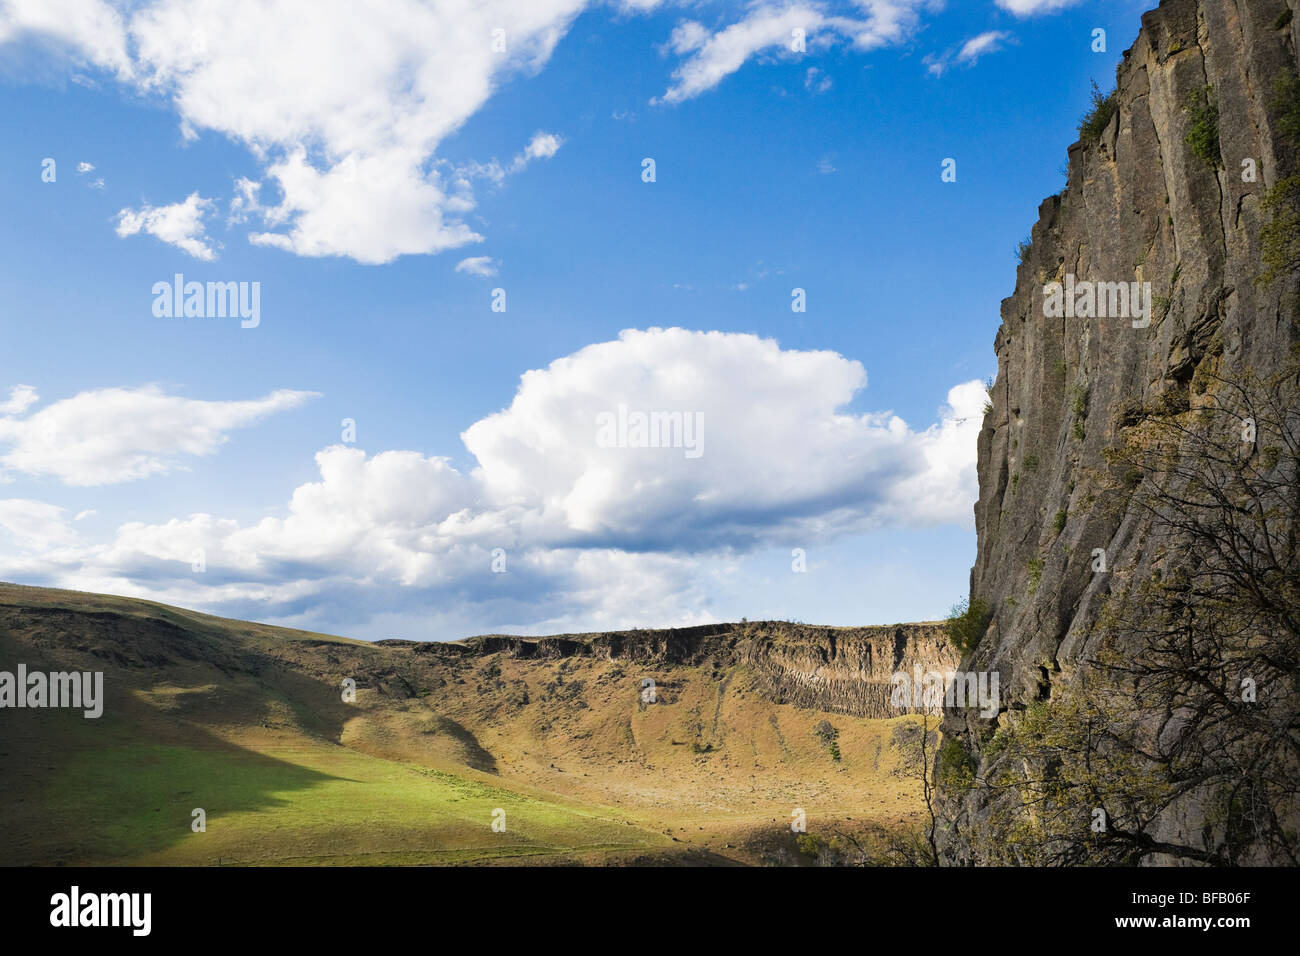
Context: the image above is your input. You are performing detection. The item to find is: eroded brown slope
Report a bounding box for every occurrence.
[0,582,957,864]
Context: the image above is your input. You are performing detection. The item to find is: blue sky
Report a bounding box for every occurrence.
[0,0,1147,640]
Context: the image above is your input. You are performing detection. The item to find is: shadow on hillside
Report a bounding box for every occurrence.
[0,621,357,866]
[0,703,346,865]
[428,716,499,774]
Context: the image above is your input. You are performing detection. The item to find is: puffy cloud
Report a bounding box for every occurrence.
[102,513,244,569]
[461,327,979,547]
[0,386,318,485]
[665,20,710,56]
[115,192,218,260]
[489,329,979,543]
[616,0,666,13]
[243,147,478,263]
[517,130,562,164]
[226,176,264,226]
[128,1,583,262]
[4,329,980,635]
[4,1,941,262]
[514,547,720,634]
[0,385,38,416]
[884,379,985,527]
[1,0,585,264]
[0,0,132,77]
[222,446,475,586]
[455,256,498,277]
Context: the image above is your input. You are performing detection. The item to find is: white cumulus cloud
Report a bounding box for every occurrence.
[518,130,563,164]
[115,192,218,260]
[2,1,944,263]
[0,328,984,641]
[4,329,981,633]
[0,0,132,77]
[455,256,498,277]
[0,385,39,415]
[139,0,581,263]
[1,0,587,264]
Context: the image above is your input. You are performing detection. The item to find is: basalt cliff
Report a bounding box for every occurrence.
[428,620,958,719]
[936,0,1300,865]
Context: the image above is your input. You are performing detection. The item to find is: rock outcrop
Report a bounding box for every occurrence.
[937,0,1300,864]
[731,623,957,718]
[406,620,959,718]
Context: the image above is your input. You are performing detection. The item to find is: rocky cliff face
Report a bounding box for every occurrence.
[938,0,1300,862]
[732,623,957,718]
[403,620,959,719]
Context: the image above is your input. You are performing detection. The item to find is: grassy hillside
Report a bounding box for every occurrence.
[0,582,935,865]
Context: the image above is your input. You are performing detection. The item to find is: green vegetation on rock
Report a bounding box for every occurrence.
[1184,85,1221,167]
[944,597,992,655]
[1078,81,1118,144]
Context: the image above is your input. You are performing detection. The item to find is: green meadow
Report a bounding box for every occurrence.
[19,729,664,865]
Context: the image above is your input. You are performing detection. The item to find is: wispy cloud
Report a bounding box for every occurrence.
[926,30,1015,77]
[804,66,832,93]
[0,385,318,486]
[995,0,1083,16]
[958,30,1013,65]
[453,130,566,191]
[654,1,931,105]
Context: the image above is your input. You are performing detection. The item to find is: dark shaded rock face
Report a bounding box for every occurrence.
[419,621,957,718]
[937,0,1300,863]
[731,624,958,718]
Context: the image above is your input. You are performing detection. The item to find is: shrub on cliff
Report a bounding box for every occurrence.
[1078,80,1118,145]
[1258,74,1300,289]
[796,833,825,858]
[944,597,991,654]
[936,738,976,789]
[1183,85,1221,167]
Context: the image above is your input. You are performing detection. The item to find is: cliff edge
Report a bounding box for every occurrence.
[938,0,1300,864]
